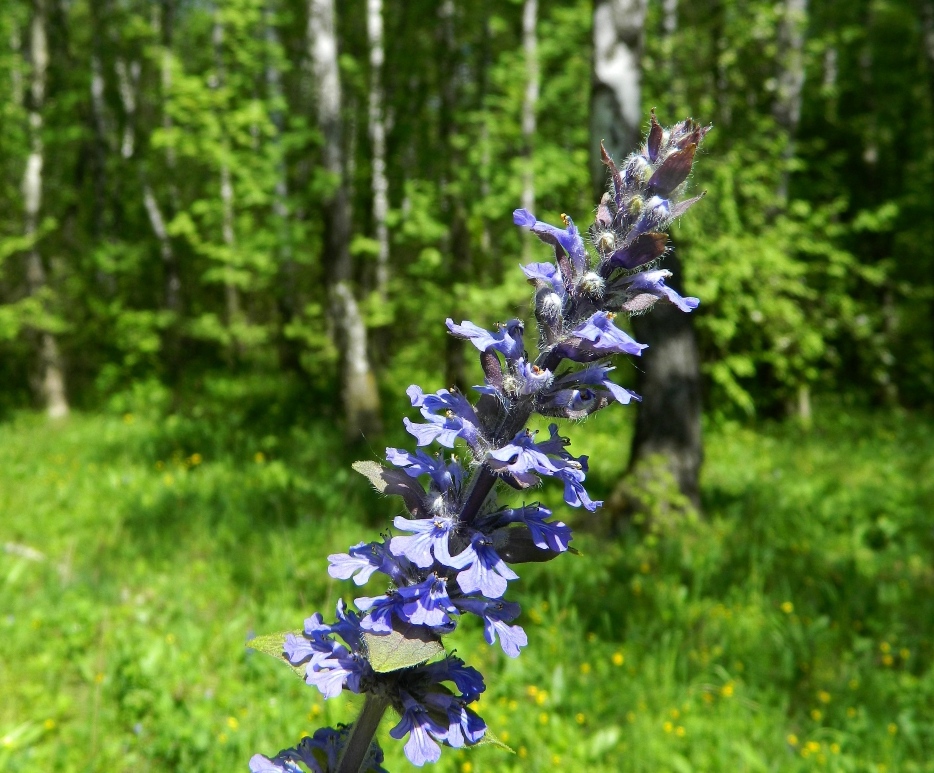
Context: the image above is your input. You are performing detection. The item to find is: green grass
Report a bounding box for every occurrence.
[2,388,933,772]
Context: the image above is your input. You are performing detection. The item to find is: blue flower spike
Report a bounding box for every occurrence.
[250,113,708,771]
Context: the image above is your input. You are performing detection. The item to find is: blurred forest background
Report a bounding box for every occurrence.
[1,0,933,771]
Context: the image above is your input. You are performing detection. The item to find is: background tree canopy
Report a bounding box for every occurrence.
[0,0,931,422]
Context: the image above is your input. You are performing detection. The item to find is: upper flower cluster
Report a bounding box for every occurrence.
[250,114,709,772]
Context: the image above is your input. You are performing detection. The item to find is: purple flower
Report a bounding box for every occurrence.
[631,196,672,238]
[249,754,304,773]
[554,363,641,405]
[620,268,699,312]
[283,631,328,668]
[423,692,486,748]
[397,573,459,628]
[389,515,463,569]
[454,597,528,657]
[420,656,486,702]
[482,504,573,553]
[514,358,553,395]
[558,311,648,360]
[404,385,483,449]
[389,692,449,766]
[284,602,367,673]
[305,645,362,698]
[328,541,409,587]
[446,318,525,362]
[486,429,559,484]
[251,727,386,773]
[386,447,462,493]
[403,415,462,448]
[456,533,519,599]
[553,462,602,511]
[355,591,403,634]
[522,509,573,552]
[407,385,479,423]
[542,387,598,414]
[513,208,588,274]
[521,261,567,300]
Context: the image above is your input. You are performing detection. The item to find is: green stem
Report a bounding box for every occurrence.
[335,693,390,773]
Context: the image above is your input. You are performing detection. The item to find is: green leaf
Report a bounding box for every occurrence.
[473,725,514,754]
[246,631,306,679]
[362,621,444,673]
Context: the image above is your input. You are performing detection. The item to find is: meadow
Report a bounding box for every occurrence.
[2,380,933,772]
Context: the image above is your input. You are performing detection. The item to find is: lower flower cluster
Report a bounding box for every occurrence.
[250,114,708,772]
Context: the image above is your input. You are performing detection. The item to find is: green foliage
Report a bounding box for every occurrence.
[2,403,933,770]
[0,0,930,414]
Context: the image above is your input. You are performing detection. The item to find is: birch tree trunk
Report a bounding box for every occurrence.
[773,0,812,417]
[309,0,383,439]
[212,13,242,334]
[155,1,182,315]
[23,0,69,418]
[367,0,390,301]
[114,38,181,318]
[438,0,473,392]
[591,0,703,511]
[589,0,646,200]
[88,0,109,243]
[264,5,300,370]
[520,0,538,261]
[773,0,808,202]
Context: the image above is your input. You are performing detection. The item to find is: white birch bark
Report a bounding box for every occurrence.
[773,0,811,418]
[663,0,678,35]
[367,0,390,299]
[309,0,382,438]
[773,0,808,201]
[22,0,68,418]
[520,0,538,261]
[154,3,181,313]
[589,0,646,198]
[115,57,140,160]
[114,37,181,314]
[212,13,241,329]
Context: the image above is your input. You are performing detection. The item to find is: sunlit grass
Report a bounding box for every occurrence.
[1,395,933,771]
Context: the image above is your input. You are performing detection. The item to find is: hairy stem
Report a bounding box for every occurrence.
[335,693,390,773]
[460,348,566,527]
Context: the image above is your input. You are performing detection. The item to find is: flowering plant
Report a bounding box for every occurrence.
[250,113,709,773]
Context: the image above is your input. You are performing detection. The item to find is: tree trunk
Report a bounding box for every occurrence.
[773,0,815,416]
[23,0,69,419]
[591,0,703,511]
[212,13,242,334]
[142,184,180,313]
[773,0,808,202]
[628,251,703,508]
[367,0,390,301]
[309,0,383,439]
[439,0,471,392]
[520,0,538,262]
[145,1,183,320]
[264,5,301,371]
[590,0,646,201]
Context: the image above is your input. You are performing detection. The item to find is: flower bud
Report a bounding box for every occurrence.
[623,154,653,188]
[594,230,616,254]
[578,272,605,299]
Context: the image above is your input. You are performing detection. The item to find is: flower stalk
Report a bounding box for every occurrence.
[335,695,391,773]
